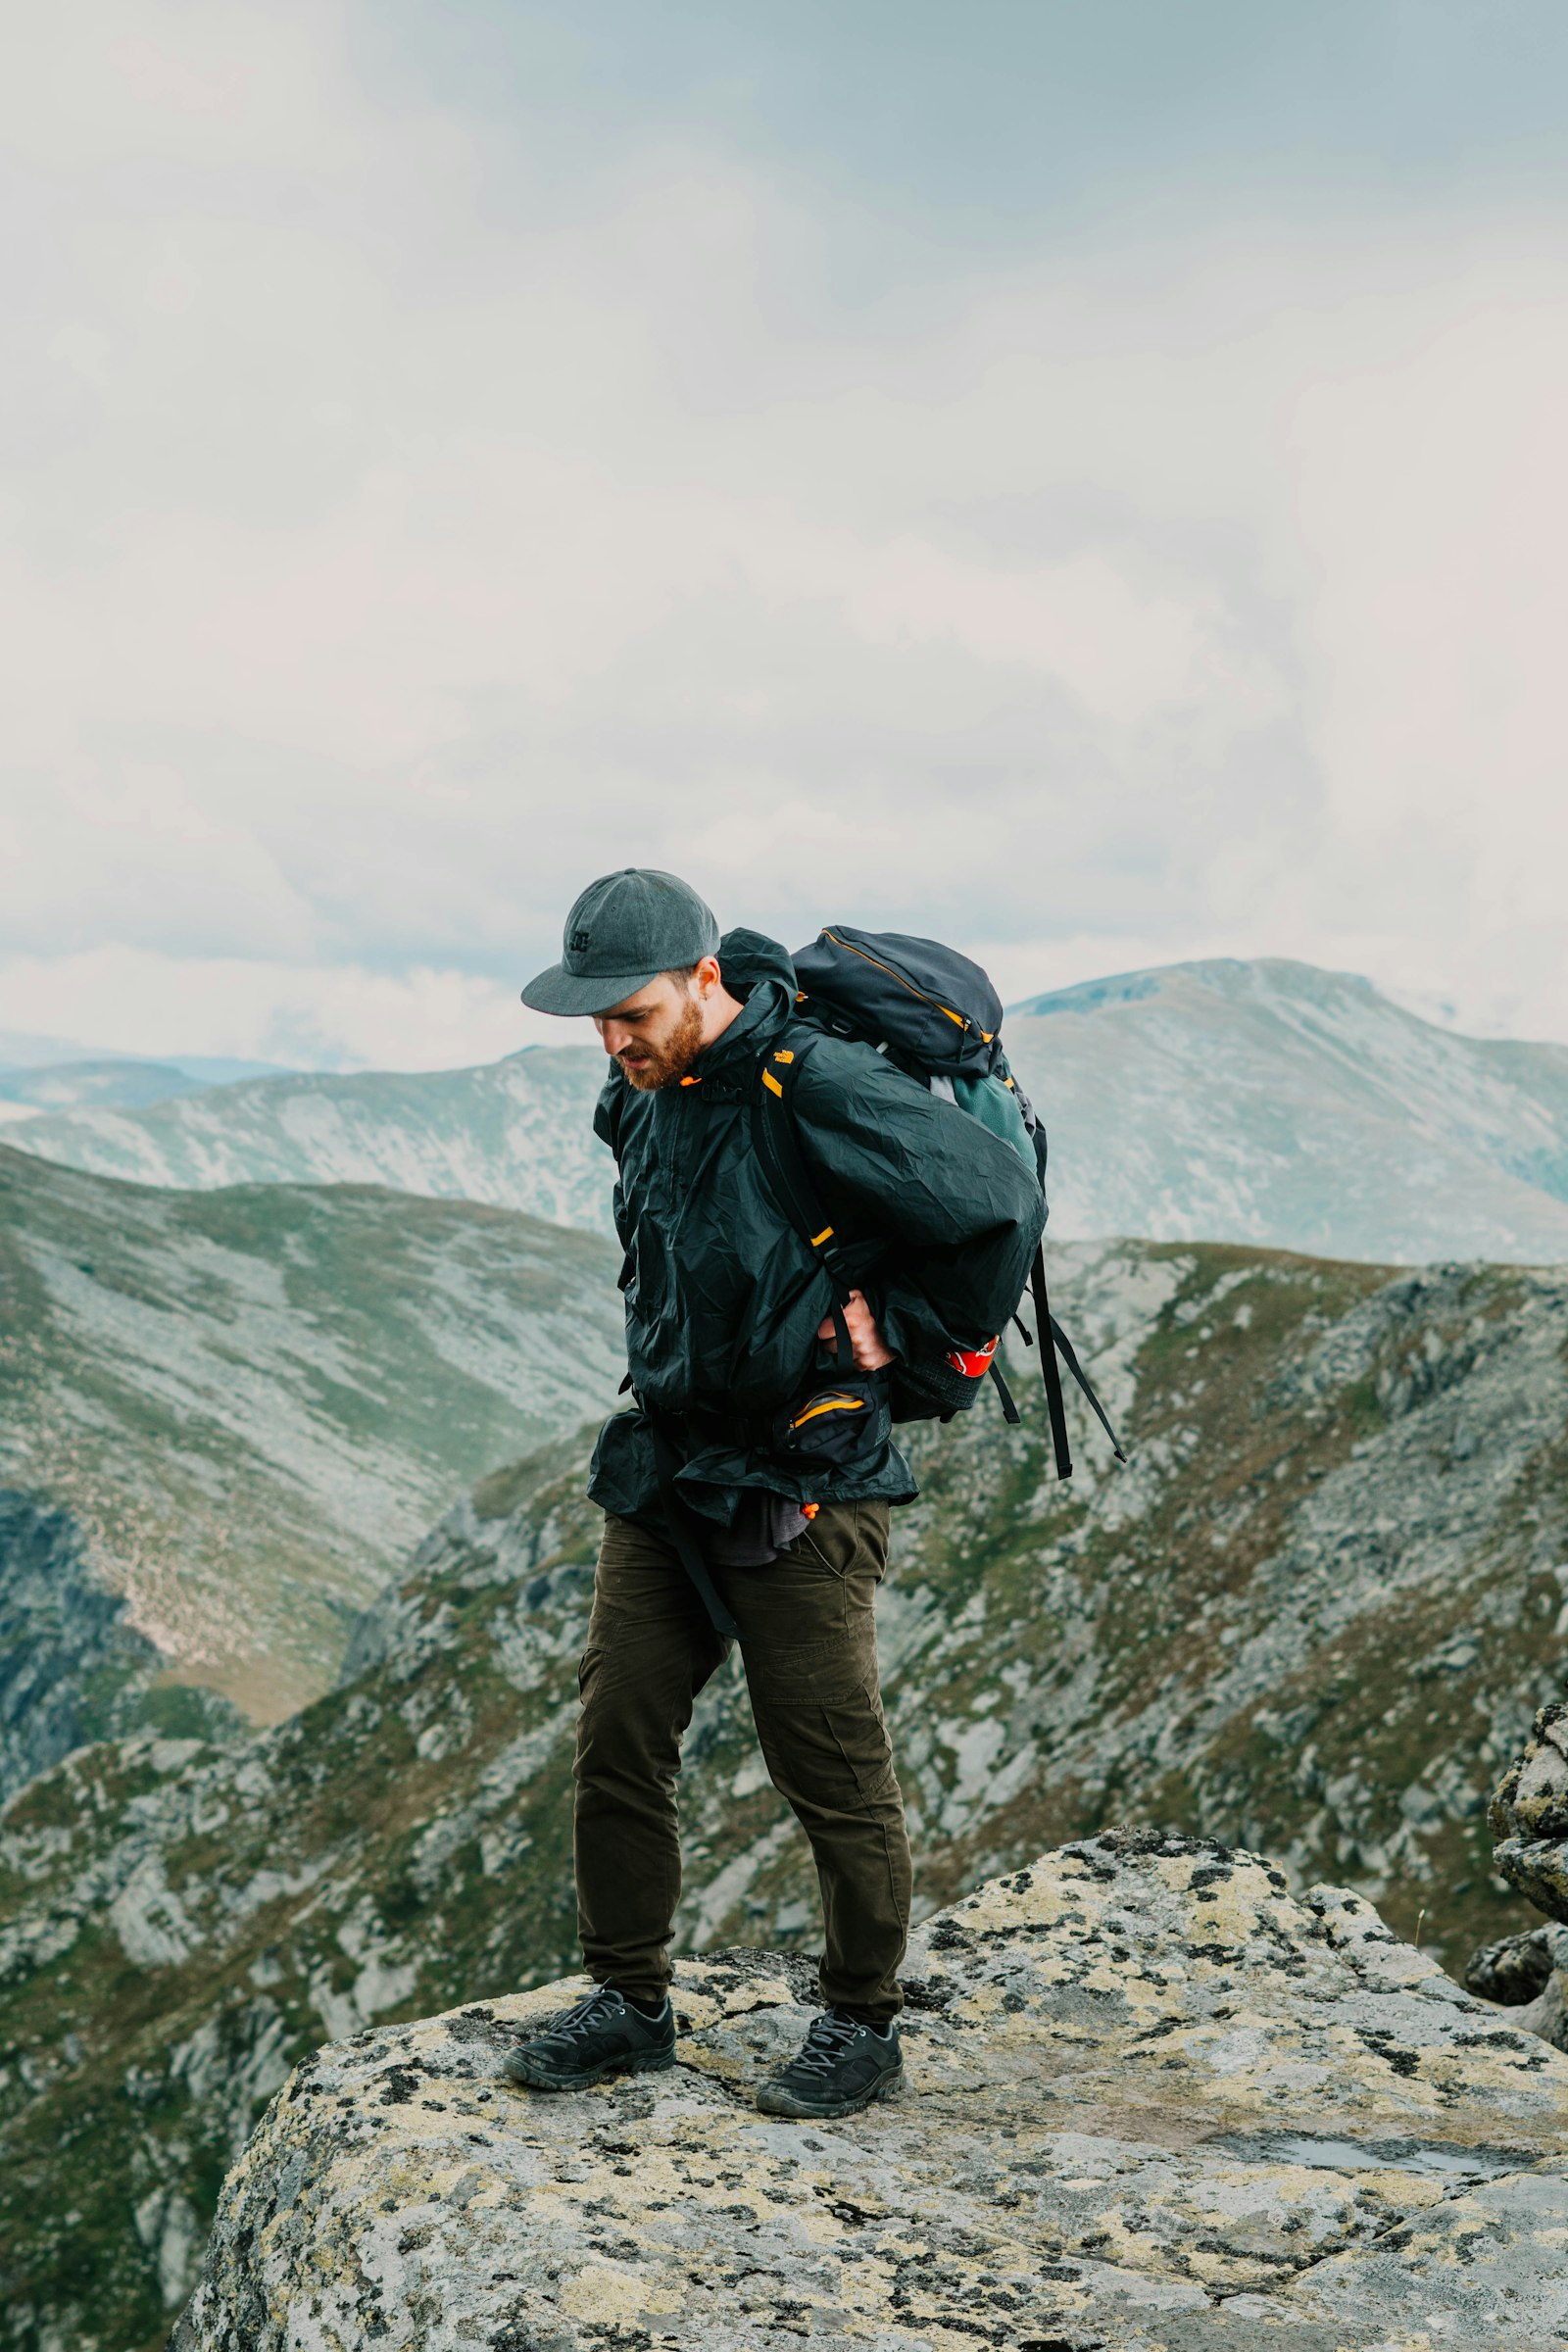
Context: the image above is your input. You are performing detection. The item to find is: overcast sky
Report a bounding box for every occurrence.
[3,0,1566,1070]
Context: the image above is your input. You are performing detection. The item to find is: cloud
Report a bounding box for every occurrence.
[0,945,546,1072]
[3,0,1567,1063]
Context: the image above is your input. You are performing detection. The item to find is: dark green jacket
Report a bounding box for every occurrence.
[587,929,1046,1526]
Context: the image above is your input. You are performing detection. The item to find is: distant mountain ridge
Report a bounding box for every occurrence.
[8,1042,618,1233]
[8,958,1568,1263]
[1007,956,1568,1262]
[0,1030,291,1084]
[0,1057,212,1118]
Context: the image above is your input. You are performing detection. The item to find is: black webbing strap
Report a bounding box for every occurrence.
[648,1420,740,1640]
[987,1357,1021,1425]
[1029,1245,1074,1480]
[1029,1241,1129,1478]
[1046,1307,1129,1465]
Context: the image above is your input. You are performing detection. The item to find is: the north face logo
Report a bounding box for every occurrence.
[569,928,592,953]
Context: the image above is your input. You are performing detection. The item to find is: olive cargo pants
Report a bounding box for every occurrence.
[573,1499,911,2024]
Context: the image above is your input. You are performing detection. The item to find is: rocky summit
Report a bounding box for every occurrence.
[174,1834,1568,2352]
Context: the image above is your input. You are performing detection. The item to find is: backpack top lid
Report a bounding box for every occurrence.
[791,926,1004,1078]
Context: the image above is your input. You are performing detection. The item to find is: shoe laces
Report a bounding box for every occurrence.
[543,1984,632,2047]
[790,2010,870,2079]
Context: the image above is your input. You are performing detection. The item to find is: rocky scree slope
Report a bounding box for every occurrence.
[0,1494,238,1807]
[4,1238,1567,2350]
[1461,1694,1568,2048]
[14,958,1568,1262]
[0,1144,624,1722]
[177,1836,1568,2352]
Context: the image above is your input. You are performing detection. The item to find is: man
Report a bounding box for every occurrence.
[506,868,1045,2118]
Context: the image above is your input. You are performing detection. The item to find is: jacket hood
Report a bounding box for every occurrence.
[686,927,795,1081]
[714,926,795,1004]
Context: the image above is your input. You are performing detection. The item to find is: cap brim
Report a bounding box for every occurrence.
[519,961,666,1016]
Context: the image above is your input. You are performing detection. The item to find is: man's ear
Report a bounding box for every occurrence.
[695,955,722,998]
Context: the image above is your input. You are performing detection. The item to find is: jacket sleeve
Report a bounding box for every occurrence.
[789,1039,1046,1363]
[592,1066,623,1155]
[593,1068,632,1253]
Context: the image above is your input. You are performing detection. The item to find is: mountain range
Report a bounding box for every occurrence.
[0,1060,214,1122]
[10,957,1568,1264]
[4,1231,1564,2349]
[0,1032,291,1086]
[0,1144,623,1725]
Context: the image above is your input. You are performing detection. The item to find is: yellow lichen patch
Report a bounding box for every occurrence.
[671,2042,749,2087]
[1185,2245,1251,2285]
[1152,1857,1290,1941]
[486,1978,592,2031]
[671,1990,722,2032]
[943,1871,1080,1936]
[712,1975,796,2014]
[1354,2170,1446,2212]
[949,1984,1004,2022]
[560,2261,683,2322]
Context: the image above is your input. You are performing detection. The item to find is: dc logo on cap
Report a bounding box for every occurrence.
[569,928,592,952]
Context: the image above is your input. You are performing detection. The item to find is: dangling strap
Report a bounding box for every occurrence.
[1046,1308,1128,1465]
[1029,1245,1074,1480]
[647,1418,740,1640]
[987,1357,1021,1425]
[1028,1242,1128,1478]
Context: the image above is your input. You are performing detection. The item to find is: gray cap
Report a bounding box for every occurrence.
[521,868,720,1016]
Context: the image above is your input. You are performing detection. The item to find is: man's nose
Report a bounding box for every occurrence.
[598,1022,625,1055]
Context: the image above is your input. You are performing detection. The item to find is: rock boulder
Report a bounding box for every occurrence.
[175,1832,1568,2351]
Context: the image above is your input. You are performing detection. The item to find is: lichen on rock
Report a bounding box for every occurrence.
[175,1832,1568,2352]
[1491,1699,1568,1924]
[1461,1699,1568,2056]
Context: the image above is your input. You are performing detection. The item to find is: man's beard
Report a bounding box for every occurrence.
[617,996,705,1091]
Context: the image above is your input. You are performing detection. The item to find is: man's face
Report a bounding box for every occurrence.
[594,972,705,1090]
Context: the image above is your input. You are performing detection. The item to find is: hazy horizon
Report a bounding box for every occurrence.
[2,948,1560,1081]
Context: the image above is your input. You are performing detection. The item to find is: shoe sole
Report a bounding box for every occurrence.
[504,2045,676,2092]
[755,2064,905,2120]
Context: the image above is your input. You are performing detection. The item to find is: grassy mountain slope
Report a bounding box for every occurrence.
[3,1237,1565,2351]
[0,1145,623,1722]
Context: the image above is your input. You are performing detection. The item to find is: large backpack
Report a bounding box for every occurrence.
[755,924,1126,1482]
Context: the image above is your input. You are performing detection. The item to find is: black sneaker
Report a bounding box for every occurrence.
[756,2009,904,2119]
[503,1984,676,2091]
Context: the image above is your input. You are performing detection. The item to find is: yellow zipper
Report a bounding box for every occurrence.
[821,931,989,1040]
[791,1393,866,1429]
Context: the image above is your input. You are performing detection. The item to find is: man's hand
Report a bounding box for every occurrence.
[816,1288,895,1371]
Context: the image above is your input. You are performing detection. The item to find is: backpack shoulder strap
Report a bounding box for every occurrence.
[751,1033,856,1306]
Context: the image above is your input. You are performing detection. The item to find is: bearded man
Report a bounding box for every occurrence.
[506,867,1044,2118]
